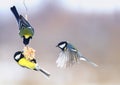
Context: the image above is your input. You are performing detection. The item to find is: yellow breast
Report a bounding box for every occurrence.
[24,34,31,39]
[18,58,36,70]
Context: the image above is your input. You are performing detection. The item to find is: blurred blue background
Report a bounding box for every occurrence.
[0,0,120,85]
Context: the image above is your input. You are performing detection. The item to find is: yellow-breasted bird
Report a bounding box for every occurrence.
[10,6,34,45]
[14,51,50,78]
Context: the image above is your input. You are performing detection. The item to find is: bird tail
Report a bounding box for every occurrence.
[39,68,50,79]
[78,52,98,67]
[10,6,19,22]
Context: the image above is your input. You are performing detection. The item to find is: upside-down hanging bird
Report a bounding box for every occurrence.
[56,41,98,68]
[10,6,34,45]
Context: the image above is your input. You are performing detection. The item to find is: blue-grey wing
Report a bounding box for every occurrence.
[67,43,98,67]
[19,15,34,32]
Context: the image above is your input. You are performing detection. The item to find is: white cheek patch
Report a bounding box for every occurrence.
[15,54,21,60]
[59,43,66,48]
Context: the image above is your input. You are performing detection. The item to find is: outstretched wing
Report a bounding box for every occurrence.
[56,51,68,68]
[68,43,98,67]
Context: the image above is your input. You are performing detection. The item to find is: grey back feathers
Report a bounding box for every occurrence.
[19,15,34,31]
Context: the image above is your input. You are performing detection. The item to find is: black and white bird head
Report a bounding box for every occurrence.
[56,41,68,51]
[14,51,24,62]
[23,36,32,46]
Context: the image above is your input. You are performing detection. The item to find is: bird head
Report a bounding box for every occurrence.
[56,41,68,51]
[23,36,32,45]
[14,51,24,62]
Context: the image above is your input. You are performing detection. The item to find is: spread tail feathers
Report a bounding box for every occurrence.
[39,68,50,79]
[80,56,98,67]
[10,6,19,22]
[78,52,98,67]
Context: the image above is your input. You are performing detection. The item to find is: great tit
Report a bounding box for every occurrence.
[56,41,98,68]
[14,51,50,78]
[10,6,34,45]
